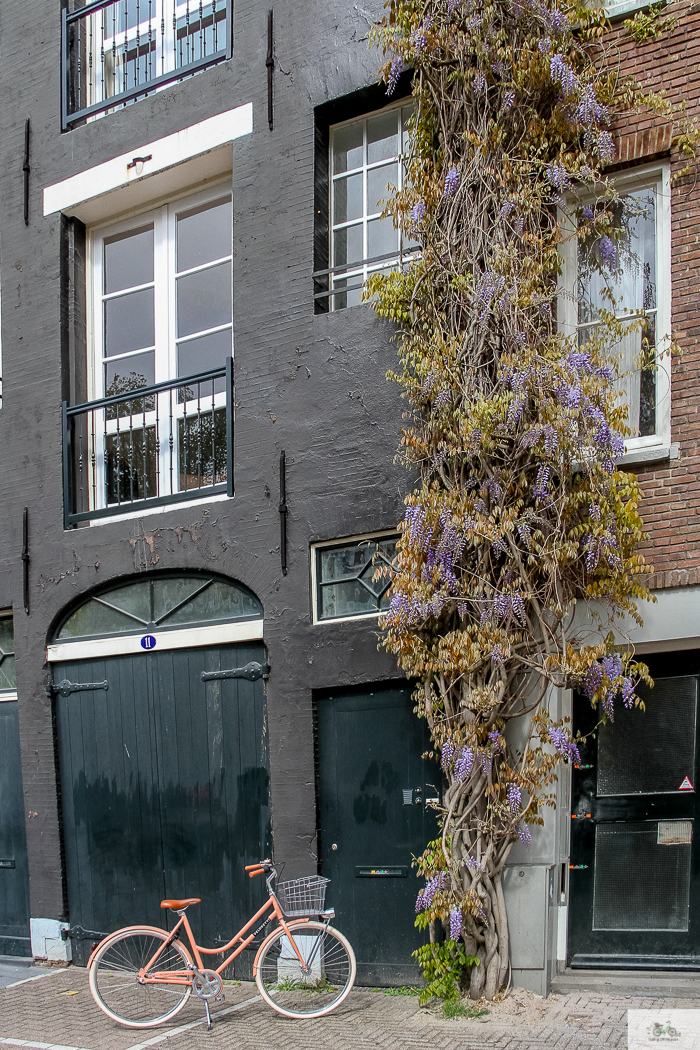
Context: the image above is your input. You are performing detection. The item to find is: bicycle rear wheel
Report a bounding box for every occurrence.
[255,920,356,1018]
[89,927,192,1028]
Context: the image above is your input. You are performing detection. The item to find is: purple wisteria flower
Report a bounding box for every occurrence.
[507,784,522,812]
[447,0,460,12]
[415,872,447,913]
[502,89,516,110]
[443,166,461,198]
[599,235,617,268]
[546,161,571,193]
[454,747,474,782]
[582,661,603,698]
[549,726,581,764]
[411,200,425,224]
[450,906,463,941]
[473,71,486,92]
[545,6,569,31]
[386,56,403,96]
[492,59,505,76]
[575,84,609,127]
[533,464,550,500]
[581,205,595,221]
[491,645,505,665]
[550,53,578,96]
[517,822,531,845]
[441,739,455,770]
[538,37,551,54]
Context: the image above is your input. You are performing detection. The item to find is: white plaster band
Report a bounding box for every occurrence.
[47,618,264,663]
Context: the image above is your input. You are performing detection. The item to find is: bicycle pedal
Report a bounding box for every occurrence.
[215,993,225,1002]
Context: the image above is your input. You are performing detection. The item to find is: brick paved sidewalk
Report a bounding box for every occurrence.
[0,966,698,1050]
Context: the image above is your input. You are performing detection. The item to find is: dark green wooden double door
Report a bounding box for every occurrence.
[316,684,439,986]
[54,642,271,966]
[0,702,31,957]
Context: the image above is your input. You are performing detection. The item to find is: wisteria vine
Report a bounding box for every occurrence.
[366,0,674,1001]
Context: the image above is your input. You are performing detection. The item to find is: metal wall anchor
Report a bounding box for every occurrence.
[47,679,109,698]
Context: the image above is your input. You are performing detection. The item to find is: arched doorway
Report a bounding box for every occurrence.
[48,573,271,967]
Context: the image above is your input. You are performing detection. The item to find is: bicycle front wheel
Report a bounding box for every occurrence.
[89,927,193,1028]
[255,920,356,1018]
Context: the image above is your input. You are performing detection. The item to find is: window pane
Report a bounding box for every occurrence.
[176,198,232,273]
[105,351,155,397]
[333,225,363,267]
[334,173,363,225]
[104,226,154,294]
[402,106,413,154]
[0,617,15,691]
[178,409,228,490]
[317,538,397,620]
[177,328,231,378]
[104,288,155,356]
[368,163,398,215]
[176,261,232,338]
[59,599,149,638]
[333,123,364,174]
[367,111,399,164]
[368,216,397,260]
[97,581,152,623]
[105,426,157,504]
[578,190,656,324]
[158,578,262,625]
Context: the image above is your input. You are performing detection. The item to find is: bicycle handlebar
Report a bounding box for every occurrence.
[245,859,272,872]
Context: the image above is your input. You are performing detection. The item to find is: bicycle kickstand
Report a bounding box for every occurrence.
[204,999,212,1031]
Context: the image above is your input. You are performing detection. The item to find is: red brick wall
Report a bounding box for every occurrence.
[604,3,700,589]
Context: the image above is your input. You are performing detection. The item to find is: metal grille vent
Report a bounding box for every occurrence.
[593,821,692,931]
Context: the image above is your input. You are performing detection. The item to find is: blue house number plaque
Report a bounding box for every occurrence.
[141,635,157,650]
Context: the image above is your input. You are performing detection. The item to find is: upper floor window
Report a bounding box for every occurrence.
[0,615,16,698]
[62,0,233,130]
[63,184,233,527]
[312,534,398,623]
[561,164,671,458]
[328,105,415,310]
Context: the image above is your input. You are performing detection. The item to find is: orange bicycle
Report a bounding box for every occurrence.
[87,859,356,1029]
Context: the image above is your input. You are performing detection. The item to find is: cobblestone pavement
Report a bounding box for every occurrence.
[0,967,699,1050]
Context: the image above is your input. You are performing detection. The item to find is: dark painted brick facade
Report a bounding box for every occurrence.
[0,0,410,920]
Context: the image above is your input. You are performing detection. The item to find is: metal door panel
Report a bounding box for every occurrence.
[0,702,31,956]
[569,653,700,967]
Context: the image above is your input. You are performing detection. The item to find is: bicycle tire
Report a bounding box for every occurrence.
[254,920,356,1019]
[89,926,193,1028]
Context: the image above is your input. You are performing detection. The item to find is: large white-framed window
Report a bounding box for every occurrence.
[560,163,671,459]
[85,182,232,511]
[329,104,415,310]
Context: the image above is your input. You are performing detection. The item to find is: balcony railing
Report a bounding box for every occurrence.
[62,0,233,130]
[62,362,233,527]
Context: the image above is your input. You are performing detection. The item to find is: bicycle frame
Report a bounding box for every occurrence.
[113,884,313,986]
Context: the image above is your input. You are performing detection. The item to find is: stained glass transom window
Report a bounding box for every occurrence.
[315,535,398,622]
[55,575,262,641]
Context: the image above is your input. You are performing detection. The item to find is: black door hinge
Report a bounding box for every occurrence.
[47,679,109,698]
[61,924,107,943]
[201,661,270,683]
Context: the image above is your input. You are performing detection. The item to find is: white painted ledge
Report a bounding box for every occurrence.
[47,617,264,663]
[43,102,253,225]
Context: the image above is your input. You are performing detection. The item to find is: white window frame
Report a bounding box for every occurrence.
[329,103,415,310]
[311,530,399,626]
[560,161,672,462]
[86,180,232,512]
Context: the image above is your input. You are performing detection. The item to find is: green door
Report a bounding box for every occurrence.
[316,683,439,985]
[54,642,271,966]
[0,702,31,957]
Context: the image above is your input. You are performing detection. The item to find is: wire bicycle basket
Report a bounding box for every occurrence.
[276,875,330,916]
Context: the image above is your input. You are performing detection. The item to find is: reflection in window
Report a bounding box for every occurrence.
[330,107,415,309]
[0,616,16,693]
[315,536,398,621]
[577,188,658,438]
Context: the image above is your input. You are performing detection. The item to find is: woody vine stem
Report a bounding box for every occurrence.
[368,0,698,1001]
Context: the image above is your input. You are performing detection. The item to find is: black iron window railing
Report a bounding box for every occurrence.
[62,0,233,131]
[62,361,233,527]
[312,250,417,311]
